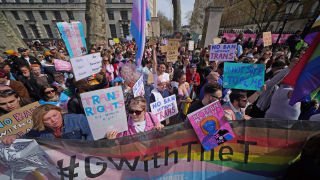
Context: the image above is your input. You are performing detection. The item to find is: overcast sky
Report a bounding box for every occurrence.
[156,0,195,26]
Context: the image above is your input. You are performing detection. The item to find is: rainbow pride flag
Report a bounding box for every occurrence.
[130,0,151,69]
[3,120,320,179]
[282,32,320,105]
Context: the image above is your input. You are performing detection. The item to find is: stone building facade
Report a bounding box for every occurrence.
[0,0,160,41]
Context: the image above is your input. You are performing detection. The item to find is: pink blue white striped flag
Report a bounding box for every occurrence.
[130,0,151,69]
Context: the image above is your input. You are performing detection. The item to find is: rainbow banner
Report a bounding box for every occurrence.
[2,119,320,179]
[57,22,87,58]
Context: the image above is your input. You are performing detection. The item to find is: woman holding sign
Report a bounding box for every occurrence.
[2,104,94,145]
[106,96,164,139]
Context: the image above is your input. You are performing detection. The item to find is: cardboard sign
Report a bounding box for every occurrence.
[213,38,222,45]
[160,45,167,52]
[147,73,154,84]
[70,53,102,81]
[188,41,194,51]
[80,86,128,140]
[0,102,39,140]
[113,38,120,44]
[223,62,265,91]
[54,59,72,71]
[132,76,145,97]
[109,40,115,46]
[187,101,234,151]
[150,95,178,122]
[209,44,237,61]
[166,40,180,62]
[263,32,272,47]
[56,22,88,58]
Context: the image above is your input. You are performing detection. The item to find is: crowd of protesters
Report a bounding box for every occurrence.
[1,30,319,145]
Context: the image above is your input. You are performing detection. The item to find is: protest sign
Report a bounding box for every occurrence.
[132,76,145,97]
[56,22,87,58]
[162,39,168,45]
[166,40,180,62]
[54,59,72,71]
[150,95,178,122]
[11,119,320,179]
[213,37,222,45]
[109,40,115,46]
[126,35,133,41]
[209,44,237,61]
[0,139,57,179]
[188,40,194,51]
[0,102,39,140]
[113,38,120,44]
[222,33,292,44]
[80,86,128,140]
[223,62,265,91]
[187,101,234,151]
[263,32,272,47]
[70,52,102,81]
[160,45,167,52]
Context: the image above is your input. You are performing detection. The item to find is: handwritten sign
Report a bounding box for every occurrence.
[166,40,180,62]
[113,38,120,44]
[187,101,234,151]
[126,35,132,41]
[56,22,87,58]
[70,53,102,81]
[160,45,167,52]
[109,40,115,46]
[0,102,39,140]
[263,32,272,47]
[150,95,178,122]
[54,59,72,71]
[188,41,194,51]
[80,86,128,140]
[133,76,145,97]
[223,62,265,91]
[209,44,237,61]
[213,38,222,45]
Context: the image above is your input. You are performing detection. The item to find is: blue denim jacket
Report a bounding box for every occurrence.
[24,114,93,140]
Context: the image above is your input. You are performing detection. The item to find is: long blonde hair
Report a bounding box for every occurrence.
[32,104,66,131]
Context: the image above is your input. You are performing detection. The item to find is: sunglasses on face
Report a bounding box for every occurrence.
[128,109,143,115]
[210,94,222,101]
[45,90,55,95]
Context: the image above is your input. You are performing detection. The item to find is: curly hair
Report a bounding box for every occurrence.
[120,63,141,85]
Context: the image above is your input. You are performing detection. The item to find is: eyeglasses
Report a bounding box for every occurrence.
[128,109,143,115]
[45,90,55,95]
[210,94,222,101]
[0,89,15,95]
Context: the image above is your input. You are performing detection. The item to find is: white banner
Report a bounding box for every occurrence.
[70,53,102,81]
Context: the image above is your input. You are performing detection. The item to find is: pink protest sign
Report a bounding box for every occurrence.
[54,59,72,71]
[187,101,234,151]
[222,33,292,44]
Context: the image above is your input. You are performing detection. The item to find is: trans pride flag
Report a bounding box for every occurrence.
[130,0,151,68]
[282,32,320,105]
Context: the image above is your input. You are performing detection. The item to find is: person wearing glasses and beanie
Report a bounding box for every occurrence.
[106,96,164,139]
[0,88,31,116]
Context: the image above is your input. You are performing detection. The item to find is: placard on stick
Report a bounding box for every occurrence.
[80,86,128,140]
[187,101,234,151]
[70,53,102,81]
[188,41,194,51]
[209,44,237,61]
[150,95,178,122]
[0,102,40,140]
[223,62,265,91]
[166,40,180,62]
[133,76,145,97]
[160,45,167,53]
[263,32,272,47]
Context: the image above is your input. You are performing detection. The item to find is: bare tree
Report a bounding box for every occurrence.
[158,11,173,35]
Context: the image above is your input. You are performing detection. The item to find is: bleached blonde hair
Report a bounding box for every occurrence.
[120,63,141,85]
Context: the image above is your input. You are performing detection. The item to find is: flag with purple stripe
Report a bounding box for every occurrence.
[130,0,151,69]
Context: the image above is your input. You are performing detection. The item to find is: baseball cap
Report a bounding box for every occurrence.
[18,48,28,53]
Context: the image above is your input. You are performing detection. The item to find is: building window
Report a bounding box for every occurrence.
[107,10,114,20]
[67,11,75,20]
[109,24,117,38]
[30,24,41,38]
[54,11,62,21]
[120,11,128,20]
[69,0,74,3]
[17,25,28,39]
[26,11,35,21]
[16,0,20,3]
[106,0,112,3]
[120,0,126,2]
[42,0,47,3]
[44,24,54,38]
[29,0,34,3]
[39,11,48,20]
[122,24,129,37]
[56,0,61,2]
[11,11,20,20]
[2,0,7,3]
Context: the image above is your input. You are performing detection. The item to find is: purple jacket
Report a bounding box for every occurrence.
[117,112,160,137]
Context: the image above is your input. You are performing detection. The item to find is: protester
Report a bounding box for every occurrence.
[2,104,94,145]
[223,90,252,120]
[0,89,31,116]
[106,96,164,139]
[30,64,53,87]
[16,47,41,68]
[39,84,70,111]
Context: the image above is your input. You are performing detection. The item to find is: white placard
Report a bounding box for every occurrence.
[109,40,115,45]
[80,86,128,140]
[188,40,194,51]
[133,76,145,97]
[209,44,237,61]
[150,95,178,122]
[70,53,102,81]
